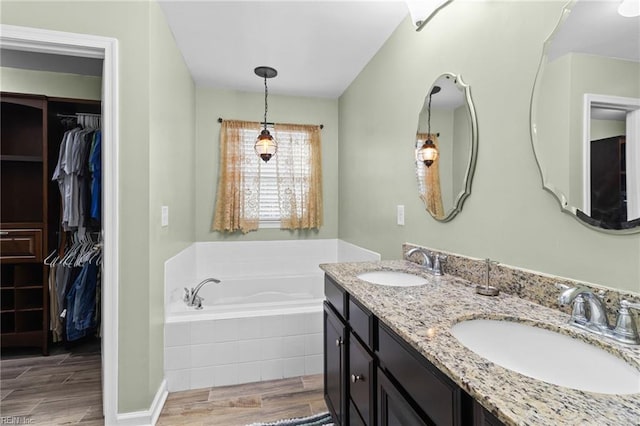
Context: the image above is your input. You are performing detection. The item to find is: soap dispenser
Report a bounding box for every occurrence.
[476,258,499,296]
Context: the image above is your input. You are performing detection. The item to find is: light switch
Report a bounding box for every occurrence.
[397,205,405,226]
[161,205,169,227]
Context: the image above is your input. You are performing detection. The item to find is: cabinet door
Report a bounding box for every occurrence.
[473,400,504,426]
[378,368,430,426]
[350,332,374,425]
[324,302,347,426]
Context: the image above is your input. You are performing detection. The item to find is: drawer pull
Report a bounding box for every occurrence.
[351,374,364,383]
[336,337,343,347]
[0,231,8,235]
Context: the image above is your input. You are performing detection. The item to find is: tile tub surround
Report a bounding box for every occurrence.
[402,243,640,331]
[320,260,640,425]
[164,312,324,392]
[164,239,380,392]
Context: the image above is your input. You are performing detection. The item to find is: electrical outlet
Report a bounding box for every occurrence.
[397,205,405,226]
[161,205,169,227]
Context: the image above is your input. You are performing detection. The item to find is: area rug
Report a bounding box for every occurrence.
[246,412,333,426]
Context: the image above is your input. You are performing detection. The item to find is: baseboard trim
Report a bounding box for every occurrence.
[116,379,168,426]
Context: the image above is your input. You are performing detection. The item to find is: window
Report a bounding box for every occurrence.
[212,120,323,233]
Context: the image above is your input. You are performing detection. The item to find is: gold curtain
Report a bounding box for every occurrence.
[274,123,323,229]
[417,133,444,219]
[211,120,262,233]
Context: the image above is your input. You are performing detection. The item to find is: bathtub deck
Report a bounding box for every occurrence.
[158,374,327,426]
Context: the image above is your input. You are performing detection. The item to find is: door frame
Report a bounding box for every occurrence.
[1,24,119,424]
[582,93,640,217]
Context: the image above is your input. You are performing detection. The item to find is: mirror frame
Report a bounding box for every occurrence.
[530,0,640,234]
[416,72,478,222]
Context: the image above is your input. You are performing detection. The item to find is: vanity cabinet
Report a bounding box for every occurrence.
[324,274,504,426]
[378,367,429,426]
[324,302,347,425]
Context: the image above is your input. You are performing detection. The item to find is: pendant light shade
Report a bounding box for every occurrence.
[417,140,439,167]
[256,129,276,162]
[254,66,278,162]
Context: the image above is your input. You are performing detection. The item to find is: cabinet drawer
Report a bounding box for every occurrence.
[378,323,462,426]
[349,333,374,425]
[0,229,42,262]
[349,297,374,349]
[325,275,347,319]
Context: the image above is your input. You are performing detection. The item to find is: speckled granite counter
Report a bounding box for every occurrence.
[320,260,640,426]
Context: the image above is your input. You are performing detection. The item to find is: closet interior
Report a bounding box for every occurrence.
[1,92,102,356]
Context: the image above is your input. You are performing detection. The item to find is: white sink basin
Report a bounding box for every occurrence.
[451,319,640,395]
[356,271,428,287]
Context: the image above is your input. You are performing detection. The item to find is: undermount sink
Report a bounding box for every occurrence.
[356,271,428,287]
[451,319,640,395]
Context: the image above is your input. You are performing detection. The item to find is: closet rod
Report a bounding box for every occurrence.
[56,112,101,118]
[217,117,324,129]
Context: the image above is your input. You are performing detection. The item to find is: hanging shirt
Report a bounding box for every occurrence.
[90,131,102,223]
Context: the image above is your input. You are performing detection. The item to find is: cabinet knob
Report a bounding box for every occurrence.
[351,374,364,383]
[335,337,343,347]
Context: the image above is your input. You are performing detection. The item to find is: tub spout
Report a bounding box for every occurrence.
[185,278,221,309]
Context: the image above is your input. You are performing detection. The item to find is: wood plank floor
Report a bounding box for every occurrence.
[0,341,104,425]
[1,342,326,426]
[158,375,327,426]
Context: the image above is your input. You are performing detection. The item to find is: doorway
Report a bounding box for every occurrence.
[0,24,119,424]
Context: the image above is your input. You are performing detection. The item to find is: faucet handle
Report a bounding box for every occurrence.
[613,300,640,345]
[569,295,588,324]
[621,300,640,310]
[183,287,192,302]
[432,254,447,276]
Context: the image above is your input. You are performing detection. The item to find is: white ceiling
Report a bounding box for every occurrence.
[547,0,640,63]
[157,0,409,98]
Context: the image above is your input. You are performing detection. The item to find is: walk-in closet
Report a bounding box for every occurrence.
[0,50,105,424]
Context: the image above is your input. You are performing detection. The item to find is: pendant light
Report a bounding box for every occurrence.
[254,66,278,162]
[417,85,441,167]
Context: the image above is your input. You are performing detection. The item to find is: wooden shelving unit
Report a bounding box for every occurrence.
[1,93,49,355]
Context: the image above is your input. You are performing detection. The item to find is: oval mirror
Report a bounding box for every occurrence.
[531,0,640,233]
[415,73,478,221]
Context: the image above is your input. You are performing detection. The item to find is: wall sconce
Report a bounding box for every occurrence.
[618,0,640,17]
[405,0,452,31]
[416,85,440,167]
[254,66,278,162]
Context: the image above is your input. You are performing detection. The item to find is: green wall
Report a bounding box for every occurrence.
[148,0,196,407]
[338,0,640,293]
[195,88,339,241]
[0,0,196,413]
[0,67,102,99]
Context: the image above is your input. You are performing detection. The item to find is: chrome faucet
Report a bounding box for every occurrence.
[184,277,221,310]
[557,285,640,345]
[405,247,446,275]
[558,286,610,332]
[613,300,640,345]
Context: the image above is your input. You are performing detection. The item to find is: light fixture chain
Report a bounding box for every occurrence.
[427,92,432,137]
[264,76,268,129]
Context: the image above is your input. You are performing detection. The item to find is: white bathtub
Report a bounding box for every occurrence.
[166,275,325,322]
[164,239,380,392]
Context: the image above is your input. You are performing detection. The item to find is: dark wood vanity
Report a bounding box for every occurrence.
[323,274,503,426]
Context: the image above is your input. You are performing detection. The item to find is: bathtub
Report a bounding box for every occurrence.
[164,239,380,392]
[166,275,325,322]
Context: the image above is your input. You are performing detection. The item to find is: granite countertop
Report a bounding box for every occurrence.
[320,260,640,426]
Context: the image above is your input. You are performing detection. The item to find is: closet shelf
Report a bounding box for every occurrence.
[0,155,44,162]
[14,307,43,313]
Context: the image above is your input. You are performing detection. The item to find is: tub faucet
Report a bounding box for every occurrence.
[184,278,221,310]
[558,285,610,332]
